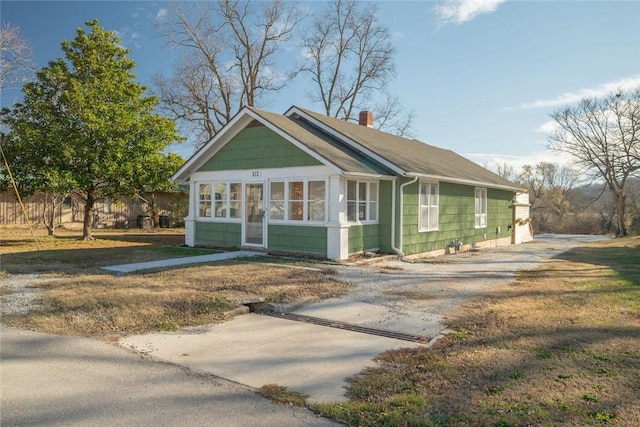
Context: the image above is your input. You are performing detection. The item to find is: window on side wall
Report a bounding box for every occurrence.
[419,182,438,231]
[475,187,487,228]
[347,180,378,223]
[198,184,211,218]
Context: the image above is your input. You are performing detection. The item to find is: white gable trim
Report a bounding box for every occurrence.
[285,106,406,176]
[172,107,343,182]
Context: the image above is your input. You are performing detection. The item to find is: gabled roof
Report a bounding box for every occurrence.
[173,105,524,192]
[172,106,392,181]
[246,107,393,176]
[287,107,524,191]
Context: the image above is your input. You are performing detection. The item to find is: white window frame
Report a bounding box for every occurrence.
[213,182,242,221]
[198,183,212,218]
[269,179,327,224]
[198,181,242,221]
[346,180,379,224]
[419,182,439,232]
[475,187,487,228]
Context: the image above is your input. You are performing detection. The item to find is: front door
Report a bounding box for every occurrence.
[244,183,265,246]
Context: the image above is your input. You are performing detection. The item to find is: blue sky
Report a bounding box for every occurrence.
[2,0,639,171]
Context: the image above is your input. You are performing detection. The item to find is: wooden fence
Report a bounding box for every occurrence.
[0,190,187,228]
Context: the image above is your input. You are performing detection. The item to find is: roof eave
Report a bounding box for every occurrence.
[406,172,526,192]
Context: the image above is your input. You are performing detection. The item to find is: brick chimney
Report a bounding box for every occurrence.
[359,110,373,127]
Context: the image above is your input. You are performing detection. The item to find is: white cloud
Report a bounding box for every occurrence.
[535,119,559,134]
[466,150,573,172]
[156,8,168,20]
[434,0,507,26]
[515,75,640,110]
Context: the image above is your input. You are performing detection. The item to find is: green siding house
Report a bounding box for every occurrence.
[172,106,527,260]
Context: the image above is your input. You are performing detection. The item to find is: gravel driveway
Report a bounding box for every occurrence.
[296,234,612,339]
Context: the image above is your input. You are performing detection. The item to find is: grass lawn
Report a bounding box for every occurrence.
[0,227,351,335]
[313,237,640,426]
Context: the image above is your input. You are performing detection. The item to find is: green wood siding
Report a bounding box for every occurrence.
[348,224,380,254]
[400,181,513,255]
[195,221,241,247]
[377,180,393,252]
[268,224,327,255]
[347,180,392,254]
[198,126,322,171]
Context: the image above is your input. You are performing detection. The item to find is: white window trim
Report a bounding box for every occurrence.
[213,182,242,222]
[475,187,487,229]
[268,179,327,225]
[346,180,379,225]
[418,181,439,232]
[197,183,212,219]
[197,181,242,222]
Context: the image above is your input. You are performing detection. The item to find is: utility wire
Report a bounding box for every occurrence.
[0,140,40,250]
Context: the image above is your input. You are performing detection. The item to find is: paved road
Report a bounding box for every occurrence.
[0,326,338,427]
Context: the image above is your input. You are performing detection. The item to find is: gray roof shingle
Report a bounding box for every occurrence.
[281,106,522,190]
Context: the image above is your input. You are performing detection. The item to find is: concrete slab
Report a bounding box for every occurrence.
[120,313,423,403]
[294,299,445,339]
[102,250,261,273]
[1,326,339,427]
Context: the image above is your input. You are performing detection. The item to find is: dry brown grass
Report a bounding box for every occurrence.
[1,227,352,336]
[1,226,195,274]
[314,237,640,426]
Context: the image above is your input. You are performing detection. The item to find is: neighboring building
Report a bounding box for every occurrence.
[172,106,530,260]
[0,190,186,229]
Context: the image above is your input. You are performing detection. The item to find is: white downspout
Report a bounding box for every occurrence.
[391,175,418,257]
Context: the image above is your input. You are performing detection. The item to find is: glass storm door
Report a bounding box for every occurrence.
[244,183,264,246]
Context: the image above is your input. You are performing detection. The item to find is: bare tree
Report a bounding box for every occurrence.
[0,23,35,91]
[548,89,640,236]
[520,162,579,233]
[155,1,304,149]
[371,93,416,137]
[485,161,517,182]
[299,0,407,132]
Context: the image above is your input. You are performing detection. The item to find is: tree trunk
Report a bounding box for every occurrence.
[43,193,56,236]
[150,193,159,228]
[45,206,55,236]
[82,191,95,241]
[614,190,628,237]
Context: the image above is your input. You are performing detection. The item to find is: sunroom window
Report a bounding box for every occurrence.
[198,184,211,218]
[270,180,326,222]
[213,182,242,219]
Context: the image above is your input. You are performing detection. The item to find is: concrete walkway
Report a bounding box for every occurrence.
[101,250,262,273]
[0,326,339,427]
[121,313,424,403]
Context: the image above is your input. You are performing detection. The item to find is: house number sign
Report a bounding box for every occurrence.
[251,171,262,177]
